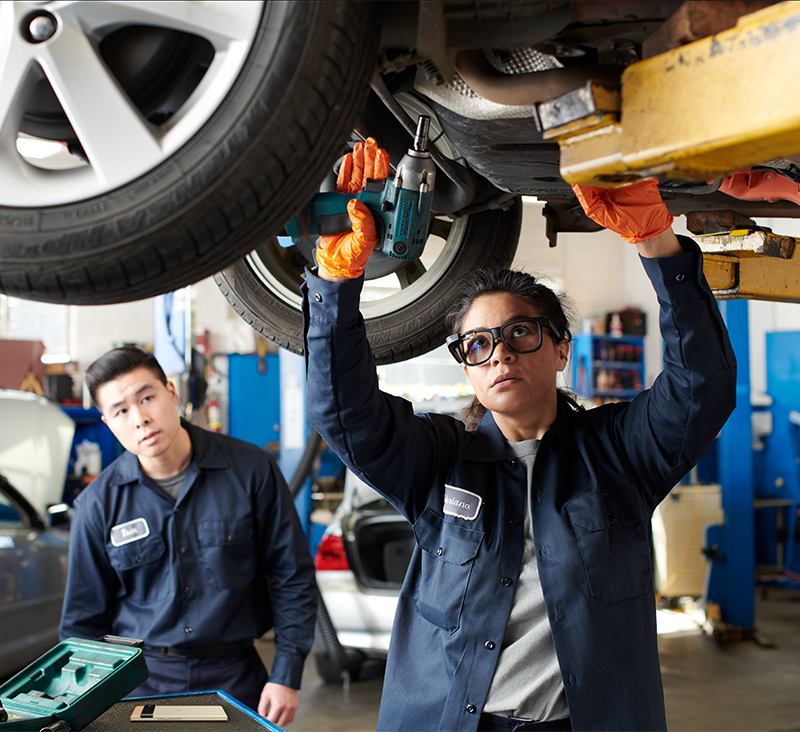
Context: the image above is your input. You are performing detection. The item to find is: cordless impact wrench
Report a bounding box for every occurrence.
[283,116,436,261]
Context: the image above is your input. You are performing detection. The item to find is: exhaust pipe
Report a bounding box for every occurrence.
[454,50,623,107]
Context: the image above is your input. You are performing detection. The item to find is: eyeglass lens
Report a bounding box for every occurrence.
[462,320,542,364]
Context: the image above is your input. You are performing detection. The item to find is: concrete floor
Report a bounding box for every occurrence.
[257,587,800,731]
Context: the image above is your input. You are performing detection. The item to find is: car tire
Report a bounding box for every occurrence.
[315,651,364,685]
[0,1,377,305]
[214,199,523,363]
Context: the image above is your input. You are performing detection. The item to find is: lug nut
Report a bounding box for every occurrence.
[29,15,57,43]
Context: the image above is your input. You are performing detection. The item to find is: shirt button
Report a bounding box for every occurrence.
[675,273,685,282]
[537,492,544,503]
[607,514,616,525]
[184,587,190,595]
[135,556,141,563]
[466,705,477,714]
[508,458,519,469]
[508,518,519,527]
[501,577,512,586]
[437,547,443,556]
[179,546,186,554]
[540,547,548,558]
[184,627,192,634]
[484,641,495,650]
[314,293,322,302]
[225,535,232,542]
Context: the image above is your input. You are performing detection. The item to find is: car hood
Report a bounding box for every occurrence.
[0,390,75,515]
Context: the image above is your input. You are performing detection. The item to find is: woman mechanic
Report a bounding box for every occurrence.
[302,139,737,732]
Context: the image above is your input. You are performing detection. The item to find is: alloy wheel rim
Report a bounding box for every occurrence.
[1,1,265,207]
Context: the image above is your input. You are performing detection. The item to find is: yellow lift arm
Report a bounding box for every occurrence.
[538,1,800,301]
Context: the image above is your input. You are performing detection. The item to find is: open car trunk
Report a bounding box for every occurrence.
[345,510,415,591]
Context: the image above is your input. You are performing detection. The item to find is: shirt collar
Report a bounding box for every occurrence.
[468,411,512,462]
[467,392,578,461]
[182,420,229,469]
[548,393,580,447]
[105,419,229,485]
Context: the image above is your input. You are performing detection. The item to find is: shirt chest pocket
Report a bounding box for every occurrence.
[107,534,170,602]
[566,487,652,605]
[412,508,483,633]
[197,517,256,592]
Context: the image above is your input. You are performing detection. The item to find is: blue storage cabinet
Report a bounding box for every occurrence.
[61,406,124,504]
[227,353,281,453]
[62,406,123,472]
[572,334,645,403]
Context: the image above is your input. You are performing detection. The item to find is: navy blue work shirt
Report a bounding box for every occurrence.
[302,237,736,731]
[59,421,317,689]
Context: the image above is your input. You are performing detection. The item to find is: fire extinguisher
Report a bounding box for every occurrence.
[206,396,222,433]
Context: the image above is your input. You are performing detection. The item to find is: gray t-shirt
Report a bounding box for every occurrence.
[150,466,189,502]
[482,438,569,722]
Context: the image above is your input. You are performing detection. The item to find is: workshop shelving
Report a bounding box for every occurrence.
[572,334,645,404]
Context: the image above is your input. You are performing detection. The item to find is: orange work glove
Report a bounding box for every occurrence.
[315,138,391,279]
[572,179,674,244]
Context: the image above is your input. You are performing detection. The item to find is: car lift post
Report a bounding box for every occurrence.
[706,300,756,635]
[279,349,313,539]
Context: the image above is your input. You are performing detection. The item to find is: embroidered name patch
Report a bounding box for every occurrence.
[110,518,150,547]
[443,485,482,521]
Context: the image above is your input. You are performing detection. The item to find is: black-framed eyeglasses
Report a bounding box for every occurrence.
[446,317,563,366]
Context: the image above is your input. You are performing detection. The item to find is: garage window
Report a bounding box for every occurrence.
[0,296,69,363]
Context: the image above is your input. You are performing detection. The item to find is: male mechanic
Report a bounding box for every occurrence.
[60,346,317,726]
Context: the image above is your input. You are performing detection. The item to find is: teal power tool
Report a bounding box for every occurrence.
[284,116,436,260]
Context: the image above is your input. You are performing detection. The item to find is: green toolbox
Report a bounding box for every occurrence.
[0,636,148,731]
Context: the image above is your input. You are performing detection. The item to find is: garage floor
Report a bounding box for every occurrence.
[257,587,800,731]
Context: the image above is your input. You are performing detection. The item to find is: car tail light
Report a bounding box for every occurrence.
[315,534,350,571]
